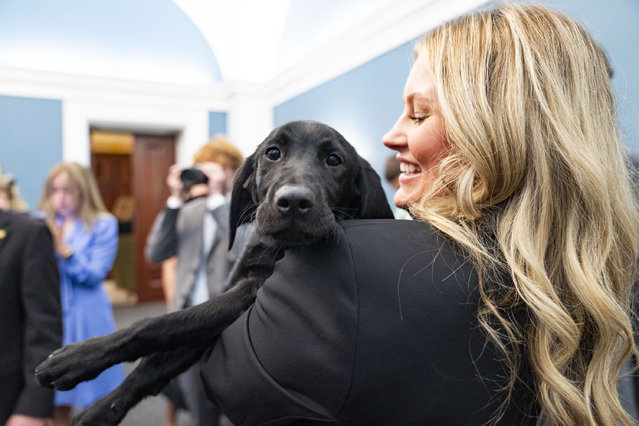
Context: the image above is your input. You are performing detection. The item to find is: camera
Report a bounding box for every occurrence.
[180,168,209,190]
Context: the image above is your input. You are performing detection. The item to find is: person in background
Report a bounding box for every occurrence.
[0,168,29,213]
[200,4,639,425]
[0,210,62,426]
[145,135,245,426]
[158,178,211,426]
[38,162,124,426]
[383,154,412,219]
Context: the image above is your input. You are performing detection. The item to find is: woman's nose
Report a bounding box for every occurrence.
[382,119,406,151]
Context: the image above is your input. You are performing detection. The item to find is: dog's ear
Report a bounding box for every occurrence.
[355,157,394,219]
[229,153,258,249]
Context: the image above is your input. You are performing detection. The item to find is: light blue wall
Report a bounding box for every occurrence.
[0,95,63,212]
[209,111,228,137]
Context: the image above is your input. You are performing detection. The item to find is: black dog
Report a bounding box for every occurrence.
[35,120,393,425]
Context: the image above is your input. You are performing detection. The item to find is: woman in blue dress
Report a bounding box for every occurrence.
[38,162,124,426]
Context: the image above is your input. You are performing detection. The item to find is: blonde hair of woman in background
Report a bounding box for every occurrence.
[39,162,109,229]
[407,4,639,425]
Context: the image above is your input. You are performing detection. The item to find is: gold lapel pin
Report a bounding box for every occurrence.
[0,229,6,239]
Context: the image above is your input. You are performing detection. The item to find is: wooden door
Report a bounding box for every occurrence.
[91,153,132,211]
[133,134,176,302]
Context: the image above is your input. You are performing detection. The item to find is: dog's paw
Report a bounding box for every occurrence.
[35,339,110,390]
[35,345,79,390]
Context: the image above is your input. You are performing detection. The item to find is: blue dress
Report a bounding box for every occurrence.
[53,214,125,408]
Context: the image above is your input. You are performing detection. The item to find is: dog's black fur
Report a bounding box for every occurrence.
[35,120,393,425]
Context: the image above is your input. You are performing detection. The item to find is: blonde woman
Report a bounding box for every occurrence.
[39,162,124,426]
[198,4,639,425]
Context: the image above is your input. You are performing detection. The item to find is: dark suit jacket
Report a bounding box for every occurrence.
[201,219,538,425]
[0,211,62,422]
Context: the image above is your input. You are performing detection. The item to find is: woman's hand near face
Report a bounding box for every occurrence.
[47,220,73,259]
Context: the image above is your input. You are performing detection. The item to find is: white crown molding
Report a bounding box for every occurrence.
[0,66,232,111]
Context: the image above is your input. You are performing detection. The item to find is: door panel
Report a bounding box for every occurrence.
[133,134,176,302]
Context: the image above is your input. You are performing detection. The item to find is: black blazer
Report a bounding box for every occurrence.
[201,219,538,425]
[0,211,62,422]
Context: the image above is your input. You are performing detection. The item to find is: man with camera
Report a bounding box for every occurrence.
[144,135,245,426]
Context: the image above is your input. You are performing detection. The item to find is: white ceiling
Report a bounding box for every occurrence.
[173,0,401,83]
[0,0,409,86]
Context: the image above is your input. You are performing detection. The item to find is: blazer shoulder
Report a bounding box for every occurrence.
[339,219,446,248]
[337,218,472,282]
[0,212,48,237]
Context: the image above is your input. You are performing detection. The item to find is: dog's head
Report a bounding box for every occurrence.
[230,120,392,247]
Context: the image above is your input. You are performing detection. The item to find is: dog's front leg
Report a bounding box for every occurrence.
[69,344,209,426]
[36,236,284,394]
[65,241,287,426]
[35,241,282,391]
[35,328,138,391]
[35,287,257,391]
[34,309,201,391]
[225,237,285,291]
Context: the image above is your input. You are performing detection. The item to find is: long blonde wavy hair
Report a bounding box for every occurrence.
[39,162,110,228]
[409,4,639,425]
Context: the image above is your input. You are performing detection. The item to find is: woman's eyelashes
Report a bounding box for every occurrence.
[409,114,428,123]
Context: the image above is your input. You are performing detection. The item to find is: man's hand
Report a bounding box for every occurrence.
[166,164,185,199]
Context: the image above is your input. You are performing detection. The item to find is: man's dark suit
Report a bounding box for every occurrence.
[0,211,62,423]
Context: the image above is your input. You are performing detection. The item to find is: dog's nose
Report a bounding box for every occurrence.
[275,185,314,216]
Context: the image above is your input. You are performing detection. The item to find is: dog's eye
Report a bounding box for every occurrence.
[265,147,281,161]
[326,153,342,167]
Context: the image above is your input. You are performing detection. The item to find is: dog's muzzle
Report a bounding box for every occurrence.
[274,184,315,218]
